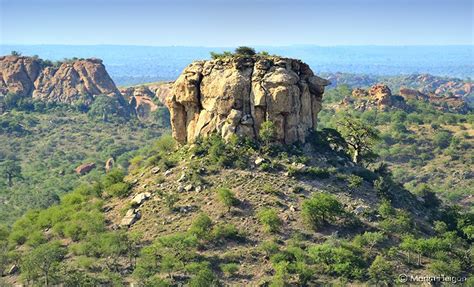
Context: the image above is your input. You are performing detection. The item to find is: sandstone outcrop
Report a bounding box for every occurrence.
[0,55,122,105]
[166,56,330,144]
[369,84,393,107]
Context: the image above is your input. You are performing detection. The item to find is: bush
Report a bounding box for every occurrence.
[259,121,276,145]
[189,213,213,240]
[220,263,239,276]
[302,193,344,229]
[105,182,131,197]
[368,255,394,284]
[308,242,366,279]
[433,131,452,149]
[257,208,282,233]
[188,267,220,287]
[235,46,256,56]
[217,188,238,212]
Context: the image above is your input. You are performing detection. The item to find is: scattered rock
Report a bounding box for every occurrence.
[164,170,173,177]
[8,264,18,275]
[120,209,141,227]
[354,205,367,215]
[151,166,161,174]
[177,173,187,182]
[184,184,194,192]
[255,157,265,166]
[75,162,96,175]
[131,192,151,206]
[195,185,203,192]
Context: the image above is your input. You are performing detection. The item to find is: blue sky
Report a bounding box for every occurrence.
[1,0,472,46]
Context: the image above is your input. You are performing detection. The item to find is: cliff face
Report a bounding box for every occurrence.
[167,56,329,144]
[0,56,121,105]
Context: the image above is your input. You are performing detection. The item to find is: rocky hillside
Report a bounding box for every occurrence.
[167,56,329,144]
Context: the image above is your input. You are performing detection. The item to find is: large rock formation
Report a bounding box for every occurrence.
[343,83,407,111]
[0,55,121,105]
[120,83,172,120]
[166,56,330,144]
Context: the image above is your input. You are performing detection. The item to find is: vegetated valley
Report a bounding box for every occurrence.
[0,50,472,286]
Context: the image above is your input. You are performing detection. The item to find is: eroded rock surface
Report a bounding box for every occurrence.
[166,56,330,144]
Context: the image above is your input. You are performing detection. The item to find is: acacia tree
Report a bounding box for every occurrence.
[21,241,66,286]
[337,116,379,165]
[0,159,22,186]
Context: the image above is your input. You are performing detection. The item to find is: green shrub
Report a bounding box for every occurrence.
[211,224,240,241]
[302,193,344,229]
[368,255,394,284]
[217,188,238,212]
[105,182,131,197]
[257,208,282,233]
[220,263,239,276]
[189,213,213,240]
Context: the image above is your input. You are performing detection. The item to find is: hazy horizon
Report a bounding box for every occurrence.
[1,0,473,46]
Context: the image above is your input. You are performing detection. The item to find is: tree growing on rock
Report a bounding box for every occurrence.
[234,46,256,56]
[337,116,379,165]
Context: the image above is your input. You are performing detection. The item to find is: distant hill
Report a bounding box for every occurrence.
[1,45,472,85]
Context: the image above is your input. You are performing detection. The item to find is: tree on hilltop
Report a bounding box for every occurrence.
[234,46,256,56]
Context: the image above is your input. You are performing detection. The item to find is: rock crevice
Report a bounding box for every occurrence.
[167,56,330,144]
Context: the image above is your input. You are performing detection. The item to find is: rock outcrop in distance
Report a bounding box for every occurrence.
[343,84,407,111]
[343,83,470,113]
[166,56,330,144]
[0,55,121,105]
[120,83,172,120]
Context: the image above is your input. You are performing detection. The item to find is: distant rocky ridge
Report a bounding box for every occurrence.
[0,55,121,104]
[0,55,172,120]
[343,83,470,113]
[167,56,330,144]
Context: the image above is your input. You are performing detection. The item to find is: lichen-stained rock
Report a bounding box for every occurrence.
[167,56,330,144]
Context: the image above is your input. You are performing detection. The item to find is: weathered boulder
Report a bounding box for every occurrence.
[120,209,141,227]
[75,162,96,175]
[0,56,41,97]
[131,192,151,206]
[369,84,392,107]
[0,55,123,106]
[166,56,329,144]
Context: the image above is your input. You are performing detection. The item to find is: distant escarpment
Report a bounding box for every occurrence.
[166,56,330,144]
[0,55,121,105]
